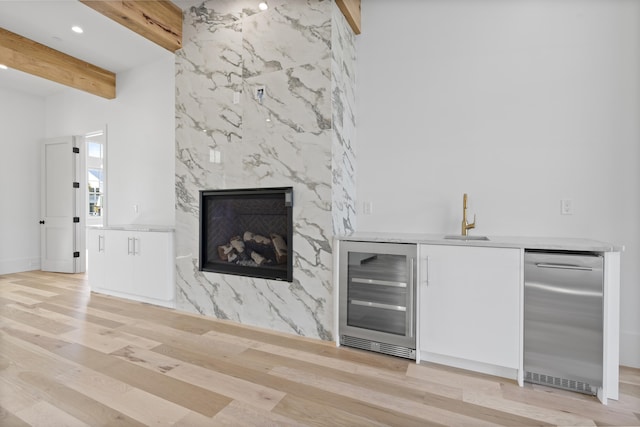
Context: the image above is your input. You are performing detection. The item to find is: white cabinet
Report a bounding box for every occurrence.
[87,228,106,290]
[418,244,521,378]
[87,228,175,308]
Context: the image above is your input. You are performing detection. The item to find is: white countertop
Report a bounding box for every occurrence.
[336,232,622,252]
[87,225,175,232]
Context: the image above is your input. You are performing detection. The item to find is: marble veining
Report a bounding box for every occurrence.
[175,0,356,341]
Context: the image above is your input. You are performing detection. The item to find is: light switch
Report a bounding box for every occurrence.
[209,149,221,164]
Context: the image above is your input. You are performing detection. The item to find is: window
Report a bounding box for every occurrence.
[85,131,105,226]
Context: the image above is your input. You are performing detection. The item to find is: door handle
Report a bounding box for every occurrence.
[98,235,104,253]
[421,257,429,287]
[127,237,133,255]
[535,263,593,271]
[408,257,415,338]
[39,220,45,224]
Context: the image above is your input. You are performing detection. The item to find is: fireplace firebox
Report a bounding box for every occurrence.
[199,187,293,282]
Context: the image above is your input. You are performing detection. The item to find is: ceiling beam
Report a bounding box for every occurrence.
[79,0,183,53]
[0,27,116,99]
[336,0,361,35]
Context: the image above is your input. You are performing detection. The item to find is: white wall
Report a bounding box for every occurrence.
[357,0,640,367]
[0,88,45,273]
[45,54,176,227]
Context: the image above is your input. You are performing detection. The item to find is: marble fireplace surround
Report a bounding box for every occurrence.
[175,0,356,341]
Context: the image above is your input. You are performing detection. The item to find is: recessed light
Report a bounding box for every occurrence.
[258,2,268,11]
[0,64,8,70]
[71,26,84,34]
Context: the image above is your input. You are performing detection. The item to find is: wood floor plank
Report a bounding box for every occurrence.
[38,301,125,329]
[272,394,395,427]
[55,361,193,426]
[151,343,450,427]
[464,388,595,426]
[202,328,464,400]
[57,343,233,418]
[0,405,32,427]
[498,381,640,427]
[167,363,286,411]
[117,321,250,359]
[0,291,43,306]
[14,400,90,427]
[59,322,160,354]
[1,305,77,335]
[269,365,533,427]
[1,271,639,426]
[0,373,43,418]
[211,400,306,427]
[2,324,233,418]
[111,344,286,411]
[18,371,147,427]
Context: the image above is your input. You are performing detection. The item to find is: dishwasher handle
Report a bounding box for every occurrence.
[535,263,593,271]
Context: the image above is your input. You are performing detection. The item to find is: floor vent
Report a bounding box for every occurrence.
[525,371,596,395]
[340,335,416,360]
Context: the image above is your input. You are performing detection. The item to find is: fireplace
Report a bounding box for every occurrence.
[199,187,293,282]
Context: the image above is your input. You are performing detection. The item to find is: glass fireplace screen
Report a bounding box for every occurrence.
[199,187,293,282]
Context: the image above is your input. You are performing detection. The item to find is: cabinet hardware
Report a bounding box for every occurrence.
[408,258,415,338]
[350,300,407,312]
[535,263,593,271]
[422,257,430,286]
[351,277,406,287]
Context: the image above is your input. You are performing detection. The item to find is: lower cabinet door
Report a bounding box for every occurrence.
[87,228,106,290]
[104,230,134,294]
[419,245,521,370]
[132,231,174,301]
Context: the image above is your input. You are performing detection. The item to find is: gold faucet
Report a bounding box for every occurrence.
[461,193,476,236]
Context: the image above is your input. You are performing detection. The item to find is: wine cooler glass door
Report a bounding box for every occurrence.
[339,241,416,355]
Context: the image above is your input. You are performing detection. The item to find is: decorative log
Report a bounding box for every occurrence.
[250,251,267,266]
[271,234,288,265]
[230,236,246,253]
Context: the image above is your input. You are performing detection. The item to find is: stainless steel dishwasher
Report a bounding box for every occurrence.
[524,249,604,395]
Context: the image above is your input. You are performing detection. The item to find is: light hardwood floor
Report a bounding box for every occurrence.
[1,271,638,426]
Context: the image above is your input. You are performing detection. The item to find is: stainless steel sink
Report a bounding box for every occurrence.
[444,235,490,241]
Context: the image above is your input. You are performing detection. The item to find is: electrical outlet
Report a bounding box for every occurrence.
[254,85,265,100]
[561,199,573,215]
[363,201,372,215]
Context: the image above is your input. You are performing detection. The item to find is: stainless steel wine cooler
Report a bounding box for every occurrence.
[338,240,417,359]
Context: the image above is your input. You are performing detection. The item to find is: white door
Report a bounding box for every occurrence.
[40,136,85,273]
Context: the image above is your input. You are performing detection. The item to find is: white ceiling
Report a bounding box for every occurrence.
[0,0,179,98]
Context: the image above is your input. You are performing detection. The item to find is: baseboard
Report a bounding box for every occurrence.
[91,288,176,309]
[419,350,518,380]
[0,257,40,275]
[620,331,640,369]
